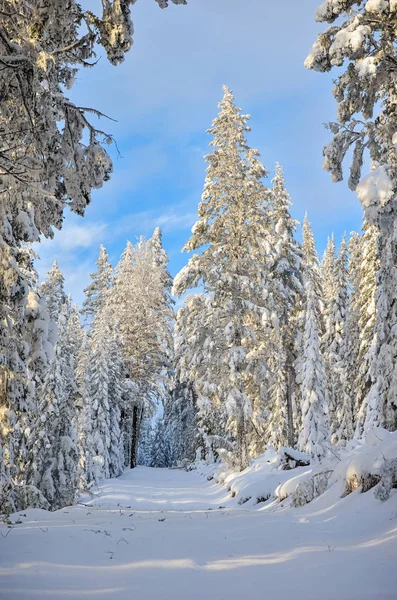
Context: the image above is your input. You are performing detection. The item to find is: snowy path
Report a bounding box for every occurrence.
[0,467,396,599]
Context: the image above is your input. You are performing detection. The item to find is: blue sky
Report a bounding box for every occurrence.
[35,0,363,304]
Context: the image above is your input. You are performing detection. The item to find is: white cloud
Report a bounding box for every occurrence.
[37,221,107,252]
[113,207,197,238]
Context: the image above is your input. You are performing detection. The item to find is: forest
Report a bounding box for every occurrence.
[0,2,397,598]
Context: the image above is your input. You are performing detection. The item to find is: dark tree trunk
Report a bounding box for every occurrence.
[286,363,294,447]
[130,405,139,469]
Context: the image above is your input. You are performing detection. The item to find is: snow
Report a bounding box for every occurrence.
[356,165,394,220]
[365,0,388,12]
[355,57,377,79]
[0,463,397,599]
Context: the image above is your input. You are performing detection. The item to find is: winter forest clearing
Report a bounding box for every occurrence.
[1,465,396,600]
[2,0,397,598]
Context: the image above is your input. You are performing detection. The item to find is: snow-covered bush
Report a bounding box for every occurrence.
[374,458,397,502]
[331,428,397,497]
[198,428,397,510]
[292,470,333,507]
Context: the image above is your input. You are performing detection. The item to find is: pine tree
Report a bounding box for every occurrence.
[74,330,94,491]
[82,245,113,323]
[355,223,379,434]
[151,420,168,468]
[298,280,329,461]
[138,417,154,467]
[346,231,363,434]
[41,262,66,320]
[87,308,111,481]
[108,333,125,478]
[173,86,276,470]
[323,236,353,444]
[162,380,198,466]
[111,236,174,468]
[32,302,78,510]
[302,213,324,329]
[265,164,304,449]
[25,291,55,390]
[321,234,336,315]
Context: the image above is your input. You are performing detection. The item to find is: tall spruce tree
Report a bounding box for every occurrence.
[323,236,353,444]
[298,280,329,460]
[82,245,113,324]
[87,306,112,481]
[302,213,324,330]
[321,234,336,316]
[265,164,304,449]
[358,223,380,433]
[173,86,276,470]
[74,330,94,490]
[347,231,363,433]
[32,301,78,510]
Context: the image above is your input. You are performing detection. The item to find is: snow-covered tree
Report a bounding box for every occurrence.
[108,333,125,478]
[173,86,276,470]
[74,329,94,491]
[323,235,353,444]
[298,280,329,461]
[111,235,174,467]
[306,0,397,432]
[138,417,154,467]
[302,213,323,328]
[25,291,55,391]
[40,262,66,322]
[321,234,336,313]
[161,380,198,466]
[346,230,363,434]
[174,295,231,463]
[32,301,78,510]
[86,308,112,481]
[82,245,113,323]
[265,164,304,449]
[356,222,379,433]
[151,419,168,468]
[0,0,188,494]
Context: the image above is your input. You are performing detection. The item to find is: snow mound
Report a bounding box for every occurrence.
[196,428,397,509]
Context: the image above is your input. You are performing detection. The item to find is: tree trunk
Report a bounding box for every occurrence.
[236,409,249,471]
[286,363,294,447]
[130,406,139,469]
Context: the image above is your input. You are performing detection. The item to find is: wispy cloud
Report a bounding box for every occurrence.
[113,208,196,239]
[36,221,107,252]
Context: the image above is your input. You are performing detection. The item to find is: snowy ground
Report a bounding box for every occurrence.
[0,466,396,599]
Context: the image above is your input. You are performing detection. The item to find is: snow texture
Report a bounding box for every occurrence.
[1,456,396,599]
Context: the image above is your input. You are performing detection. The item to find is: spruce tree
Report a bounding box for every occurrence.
[302,213,324,330]
[323,236,353,444]
[265,164,304,449]
[173,86,275,470]
[298,280,329,461]
[357,223,380,433]
[87,307,111,481]
[82,245,113,324]
[321,234,336,317]
[74,330,94,490]
[108,333,125,478]
[346,231,362,434]
[33,301,78,510]
[162,380,198,466]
